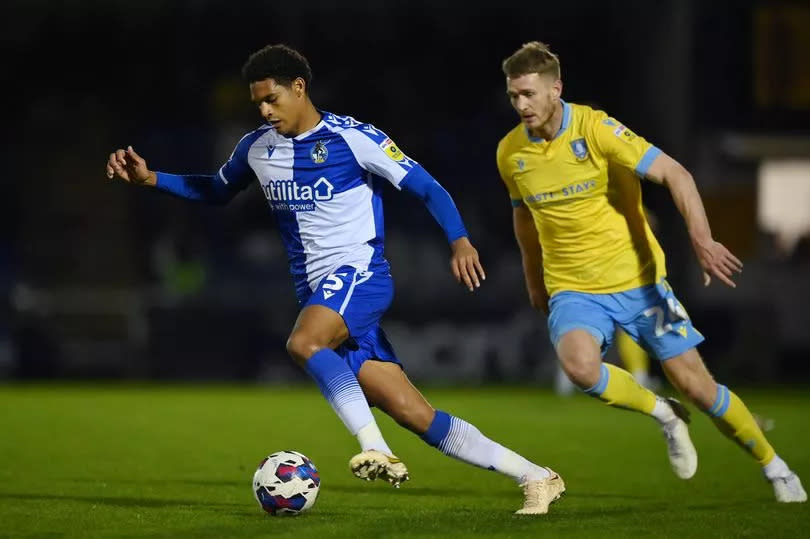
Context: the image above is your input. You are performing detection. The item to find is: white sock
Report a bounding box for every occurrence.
[424,412,550,483]
[651,397,676,424]
[356,421,393,454]
[632,370,650,387]
[763,454,790,480]
[498,448,552,483]
[555,366,577,396]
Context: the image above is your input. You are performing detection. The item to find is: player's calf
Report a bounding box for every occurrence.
[689,377,804,501]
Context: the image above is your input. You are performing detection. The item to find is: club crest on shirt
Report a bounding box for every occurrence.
[570,138,589,161]
[310,140,329,164]
[379,137,405,161]
[517,158,525,170]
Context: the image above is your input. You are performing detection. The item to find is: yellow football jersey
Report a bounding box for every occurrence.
[496,100,667,296]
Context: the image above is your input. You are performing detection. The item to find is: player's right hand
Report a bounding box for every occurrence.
[450,236,486,292]
[106,146,155,185]
[527,286,549,315]
[693,237,743,288]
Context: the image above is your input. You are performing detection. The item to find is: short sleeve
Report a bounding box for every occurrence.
[497,138,524,206]
[588,111,662,178]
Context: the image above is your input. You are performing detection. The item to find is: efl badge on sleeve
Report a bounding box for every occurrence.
[613,125,637,142]
[310,140,329,164]
[380,137,405,162]
[570,138,589,161]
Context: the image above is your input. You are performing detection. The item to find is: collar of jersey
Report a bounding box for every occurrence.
[526,99,570,143]
[292,116,327,141]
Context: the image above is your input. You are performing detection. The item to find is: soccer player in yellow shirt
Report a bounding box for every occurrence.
[496,41,805,503]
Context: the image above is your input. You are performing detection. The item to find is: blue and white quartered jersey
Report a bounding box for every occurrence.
[156,111,467,303]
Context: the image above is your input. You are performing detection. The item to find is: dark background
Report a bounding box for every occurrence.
[2,0,809,384]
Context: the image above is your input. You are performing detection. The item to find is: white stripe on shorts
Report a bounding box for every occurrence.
[338,271,360,316]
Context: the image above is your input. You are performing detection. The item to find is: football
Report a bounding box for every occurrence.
[252,450,321,515]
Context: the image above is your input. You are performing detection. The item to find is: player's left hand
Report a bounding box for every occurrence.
[450,237,486,292]
[692,237,743,288]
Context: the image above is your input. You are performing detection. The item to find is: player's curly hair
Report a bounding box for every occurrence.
[241,44,313,91]
[502,41,561,80]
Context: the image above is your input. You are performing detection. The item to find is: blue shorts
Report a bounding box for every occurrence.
[548,279,705,361]
[303,265,402,375]
[336,325,400,377]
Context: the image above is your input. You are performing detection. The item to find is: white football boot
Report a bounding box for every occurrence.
[515,468,566,515]
[349,449,410,487]
[659,398,698,479]
[770,472,807,503]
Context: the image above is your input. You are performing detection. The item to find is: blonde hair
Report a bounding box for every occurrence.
[501,41,561,80]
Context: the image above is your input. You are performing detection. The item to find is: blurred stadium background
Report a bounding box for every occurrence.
[2,0,810,387]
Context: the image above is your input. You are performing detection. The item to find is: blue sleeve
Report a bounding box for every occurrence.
[155,172,235,205]
[154,128,266,205]
[399,165,469,243]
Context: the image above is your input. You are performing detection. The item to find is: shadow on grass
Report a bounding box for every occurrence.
[569,491,652,501]
[62,477,492,498]
[323,484,486,497]
[0,492,242,509]
[64,477,244,487]
[684,499,773,511]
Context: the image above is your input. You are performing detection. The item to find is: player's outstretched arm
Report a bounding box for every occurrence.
[512,204,549,314]
[399,166,485,292]
[645,152,743,288]
[105,145,238,205]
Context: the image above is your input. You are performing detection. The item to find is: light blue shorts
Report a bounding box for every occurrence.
[302,265,402,375]
[548,279,705,360]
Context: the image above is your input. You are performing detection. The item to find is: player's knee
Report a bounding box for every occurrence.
[285,332,322,365]
[559,354,601,388]
[557,330,602,387]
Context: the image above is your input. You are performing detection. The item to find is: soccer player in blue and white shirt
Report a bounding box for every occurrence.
[106,44,564,514]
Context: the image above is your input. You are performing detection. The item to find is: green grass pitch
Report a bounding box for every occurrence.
[1,384,808,538]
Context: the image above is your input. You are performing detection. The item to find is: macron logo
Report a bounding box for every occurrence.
[263,177,334,212]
